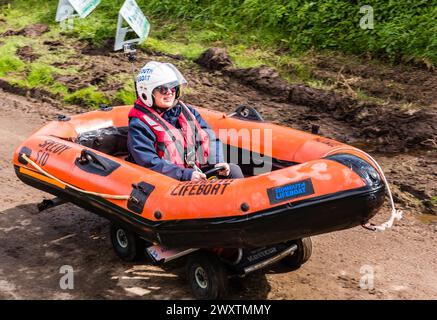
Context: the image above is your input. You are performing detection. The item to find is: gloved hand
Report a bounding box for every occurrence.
[191,171,207,181]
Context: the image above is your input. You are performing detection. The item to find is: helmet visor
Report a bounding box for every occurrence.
[164,63,187,86]
[153,64,187,97]
[154,83,179,95]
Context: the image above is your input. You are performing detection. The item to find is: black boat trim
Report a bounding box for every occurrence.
[325,153,382,188]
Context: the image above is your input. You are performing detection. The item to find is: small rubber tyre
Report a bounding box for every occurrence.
[110,223,144,262]
[281,237,312,270]
[186,252,228,300]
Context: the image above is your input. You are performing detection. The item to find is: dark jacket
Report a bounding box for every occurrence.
[127,102,224,181]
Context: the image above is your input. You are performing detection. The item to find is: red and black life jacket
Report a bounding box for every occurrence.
[128,99,210,168]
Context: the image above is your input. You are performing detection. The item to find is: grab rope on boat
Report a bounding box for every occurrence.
[21,154,130,200]
[324,147,403,232]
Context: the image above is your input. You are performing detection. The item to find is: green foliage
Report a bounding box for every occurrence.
[48,82,69,96]
[2,0,435,64]
[144,38,206,60]
[0,0,120,45]
[27,63,54,87]
[64,86,109,108]
[1,0,435,111]
[0,39,27,76]
[137,0,436,64]
[0,55,25,77]
[115,85,137,105]
[0,1,52,32]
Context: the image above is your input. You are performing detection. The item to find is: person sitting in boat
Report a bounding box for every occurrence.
[127,61,244,181]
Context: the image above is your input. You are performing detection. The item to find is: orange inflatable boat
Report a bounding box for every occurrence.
[13,104,386,248]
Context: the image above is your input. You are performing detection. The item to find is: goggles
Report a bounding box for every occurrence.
[154,85,178,95]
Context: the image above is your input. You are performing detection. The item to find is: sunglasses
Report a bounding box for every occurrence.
[155,85,177,95]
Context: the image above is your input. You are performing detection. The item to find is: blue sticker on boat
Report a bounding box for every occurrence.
[267,178,314,204]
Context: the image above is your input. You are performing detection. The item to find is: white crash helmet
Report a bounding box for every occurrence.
[136,61,187,107]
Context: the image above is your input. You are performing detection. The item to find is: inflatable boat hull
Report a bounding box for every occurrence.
[13,105,386,248]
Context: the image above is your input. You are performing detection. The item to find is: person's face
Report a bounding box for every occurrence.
[153,85,176,109]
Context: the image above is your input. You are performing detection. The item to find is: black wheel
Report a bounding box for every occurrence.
[186,252,228,300]
[281,237,312,270]
[110,223,144,262]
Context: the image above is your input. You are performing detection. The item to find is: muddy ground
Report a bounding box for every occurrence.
[0,32,436,299]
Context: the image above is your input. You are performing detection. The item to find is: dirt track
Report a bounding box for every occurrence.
[1,88,436,300]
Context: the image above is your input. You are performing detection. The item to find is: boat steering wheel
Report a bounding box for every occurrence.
[203,165,227,180]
